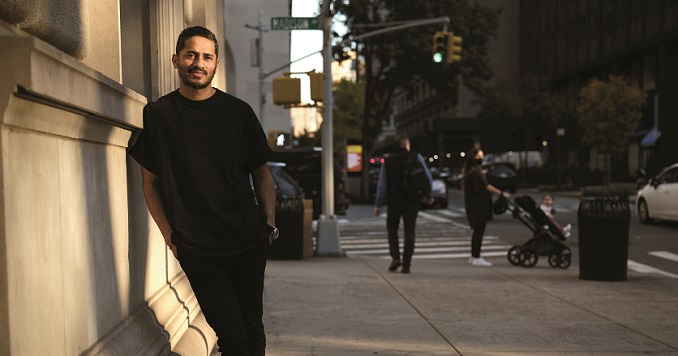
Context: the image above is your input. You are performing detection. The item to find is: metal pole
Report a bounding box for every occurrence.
[316,0,342,256]
[258,0,266,130]
[337,17,450,46]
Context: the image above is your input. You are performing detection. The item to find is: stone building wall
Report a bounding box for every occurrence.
[0,0,291,354]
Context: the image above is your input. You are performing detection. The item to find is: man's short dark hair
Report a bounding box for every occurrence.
[176,26,219,58]
[395,133,410,148]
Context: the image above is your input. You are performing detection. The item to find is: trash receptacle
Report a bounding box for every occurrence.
[267,162,305,260]
[577,192,630,281]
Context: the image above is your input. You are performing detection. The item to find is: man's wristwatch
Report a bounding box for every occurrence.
[268,225,280,240]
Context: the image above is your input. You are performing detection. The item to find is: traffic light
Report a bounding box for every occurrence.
[309,71,324,102]
[447,33,462,64]
[273,74,301,105]
[432,32,448,63]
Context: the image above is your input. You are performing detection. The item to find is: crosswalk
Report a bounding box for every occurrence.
[629,251,678,279]
[338,208,511,261]
[335,207,678,279]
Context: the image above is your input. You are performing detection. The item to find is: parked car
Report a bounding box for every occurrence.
[445,168,463,189]
[637,163,678,223]
[267,162,304,200]
[421,172,448,209]
[482,162,518,193]
[270,147,350,219]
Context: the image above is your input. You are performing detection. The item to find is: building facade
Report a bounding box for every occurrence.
[0,0,290,355]
[521,0,678,179]
[391,0,677,181]
[390,0,521,171]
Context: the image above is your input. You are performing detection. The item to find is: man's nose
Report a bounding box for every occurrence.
[192,55,206,68]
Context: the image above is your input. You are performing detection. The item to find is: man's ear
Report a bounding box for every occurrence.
[171,54,178,69]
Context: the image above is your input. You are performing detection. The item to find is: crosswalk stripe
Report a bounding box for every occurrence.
[627,260,678,279]
[415,251,507,260]
[344,244,512,255]
[648,251,678,263]
[341,236,499,245]
[417,211,453,222]
[437,209,466,218]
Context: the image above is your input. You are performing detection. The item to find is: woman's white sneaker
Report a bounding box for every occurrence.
[470,257,493,267]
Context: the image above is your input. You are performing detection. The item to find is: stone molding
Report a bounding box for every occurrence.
[0,34,145,132]
[81,274,216,356]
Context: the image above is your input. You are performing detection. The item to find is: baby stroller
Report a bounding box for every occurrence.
[494,195,572,268]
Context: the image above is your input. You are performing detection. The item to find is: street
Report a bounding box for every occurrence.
[338,189,678,278]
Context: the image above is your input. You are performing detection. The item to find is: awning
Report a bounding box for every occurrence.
[641,128,661,148]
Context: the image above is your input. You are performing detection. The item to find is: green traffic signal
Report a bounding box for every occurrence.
[432,31,448,64]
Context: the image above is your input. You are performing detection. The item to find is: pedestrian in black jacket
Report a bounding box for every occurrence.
[374,134,433,274]
[462,147,510,267]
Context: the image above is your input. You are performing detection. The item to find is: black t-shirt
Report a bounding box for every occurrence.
[129,89,273,256]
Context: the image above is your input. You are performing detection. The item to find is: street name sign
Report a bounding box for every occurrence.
[271,17,320,30]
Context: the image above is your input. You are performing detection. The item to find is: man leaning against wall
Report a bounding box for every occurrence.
[129,26,278,355]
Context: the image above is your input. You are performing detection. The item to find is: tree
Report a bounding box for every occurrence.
[333,0,500,198]
[576,75,646,187]
[331,78,364,157]
[476,75,577,181]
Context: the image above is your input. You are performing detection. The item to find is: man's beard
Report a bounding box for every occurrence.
[178,64,216,90]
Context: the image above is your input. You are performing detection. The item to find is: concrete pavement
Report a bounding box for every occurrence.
[263,255,678,355]
[262,190,678,355]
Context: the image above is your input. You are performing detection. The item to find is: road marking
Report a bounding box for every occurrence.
[417,211,453,222]
[627,260,678,279]
[341,233,499,246]
[648,251,678,263]
[341,236,499,246]
[437,209,466,218]
[414,251,507,260]
[345,244,511,255]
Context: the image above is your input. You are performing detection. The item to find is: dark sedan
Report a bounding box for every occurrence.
[482,162,518,193]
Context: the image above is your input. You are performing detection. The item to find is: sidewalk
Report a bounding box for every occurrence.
[263,256,678,355]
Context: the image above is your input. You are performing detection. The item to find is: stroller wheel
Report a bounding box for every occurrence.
[548,254,560,268]
[507,246,523,266]
[559,250,572,269]
[521,248,538,268]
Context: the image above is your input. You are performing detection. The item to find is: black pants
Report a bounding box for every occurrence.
[179,239,268,355]
[386,199,420,268]
[471,219,488,258]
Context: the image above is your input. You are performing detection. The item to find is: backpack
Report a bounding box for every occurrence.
[402,153,431,200]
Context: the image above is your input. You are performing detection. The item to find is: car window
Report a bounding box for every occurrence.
[662,167,678,184]
[657,168,677,185]
[493,165,514,174]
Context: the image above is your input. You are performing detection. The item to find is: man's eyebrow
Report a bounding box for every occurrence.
[184,50,215,57]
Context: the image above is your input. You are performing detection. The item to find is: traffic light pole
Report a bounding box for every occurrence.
[315,13,453,256]
[316,0,343,256]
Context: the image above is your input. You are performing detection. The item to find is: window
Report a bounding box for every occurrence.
[657,168,678,185]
